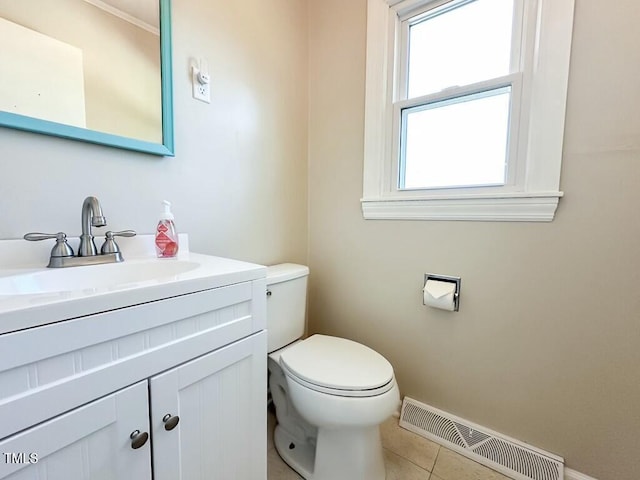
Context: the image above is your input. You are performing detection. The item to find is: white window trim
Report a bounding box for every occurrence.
[362,0,575,221]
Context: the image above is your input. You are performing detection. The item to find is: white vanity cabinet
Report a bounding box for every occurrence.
[0,381,153,480]
[151,332,266,479]
[0,264,267,480]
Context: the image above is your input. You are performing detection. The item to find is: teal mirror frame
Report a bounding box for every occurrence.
[0,0,174,157]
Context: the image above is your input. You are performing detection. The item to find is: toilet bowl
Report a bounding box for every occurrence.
[266,264,400,480]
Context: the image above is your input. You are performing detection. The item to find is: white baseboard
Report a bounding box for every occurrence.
[565,468,598,480]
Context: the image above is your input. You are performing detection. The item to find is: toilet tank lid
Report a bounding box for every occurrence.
[267,263,309,285]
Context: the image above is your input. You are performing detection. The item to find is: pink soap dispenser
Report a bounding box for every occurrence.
[155,200,179,258]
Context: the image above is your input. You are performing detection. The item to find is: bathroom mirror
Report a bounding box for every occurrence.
[0,0,174,156]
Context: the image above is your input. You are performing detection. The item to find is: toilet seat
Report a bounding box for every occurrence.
[279,334,395,398]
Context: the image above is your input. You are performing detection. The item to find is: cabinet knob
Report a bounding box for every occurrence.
[163,413,180,431]
[129,430,149,449]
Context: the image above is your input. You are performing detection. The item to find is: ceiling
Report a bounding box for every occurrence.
[85,0,159,31]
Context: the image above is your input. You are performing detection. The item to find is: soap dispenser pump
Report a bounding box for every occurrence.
[155,200,179,258]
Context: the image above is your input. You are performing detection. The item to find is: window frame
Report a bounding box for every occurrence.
[362,0,575,221]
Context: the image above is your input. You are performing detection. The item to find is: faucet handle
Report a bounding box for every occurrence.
[108,230,137,238]
[24,232,75,258]
[100,230,136,254]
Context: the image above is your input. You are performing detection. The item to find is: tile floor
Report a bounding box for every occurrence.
[267,409,514,480]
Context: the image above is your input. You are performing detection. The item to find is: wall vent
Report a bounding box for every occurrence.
[399,397,564,480]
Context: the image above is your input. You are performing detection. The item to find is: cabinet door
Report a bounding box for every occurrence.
[0,381,151,480]
[150,331,267,480]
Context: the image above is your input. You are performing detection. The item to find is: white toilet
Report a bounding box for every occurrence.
[267,263,400,480]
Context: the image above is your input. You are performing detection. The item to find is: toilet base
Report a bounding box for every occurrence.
[274,424,315,478]
[274,423,386,480]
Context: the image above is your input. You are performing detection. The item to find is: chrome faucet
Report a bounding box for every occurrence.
[78,196,106,256]
[23,196,136,268]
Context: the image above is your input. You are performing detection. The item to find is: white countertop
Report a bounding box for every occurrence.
[0,234,266,335]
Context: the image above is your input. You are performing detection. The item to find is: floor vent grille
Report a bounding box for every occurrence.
[399,397,564,480]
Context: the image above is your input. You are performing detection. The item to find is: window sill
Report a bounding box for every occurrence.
[360,191,563,222]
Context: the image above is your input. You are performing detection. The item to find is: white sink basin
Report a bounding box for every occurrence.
[0,260,200,295]
[0,235,266,335]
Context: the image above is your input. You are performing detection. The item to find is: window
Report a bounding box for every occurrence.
[400,87,512,190]
[362,0,575,221]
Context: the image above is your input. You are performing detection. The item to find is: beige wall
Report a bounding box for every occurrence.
[0,0,308,266]
[307,1,640,480]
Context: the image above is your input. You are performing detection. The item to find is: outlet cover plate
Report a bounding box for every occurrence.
[192,69,210,103]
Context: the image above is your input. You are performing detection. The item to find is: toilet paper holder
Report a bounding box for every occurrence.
[423,273,461,312]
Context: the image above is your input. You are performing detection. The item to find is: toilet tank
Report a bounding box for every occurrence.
[266,263,309,353]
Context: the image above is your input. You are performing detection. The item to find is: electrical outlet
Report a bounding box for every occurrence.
[192,67,210,103]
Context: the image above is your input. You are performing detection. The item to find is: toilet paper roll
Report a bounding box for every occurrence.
[423,279,457,311]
